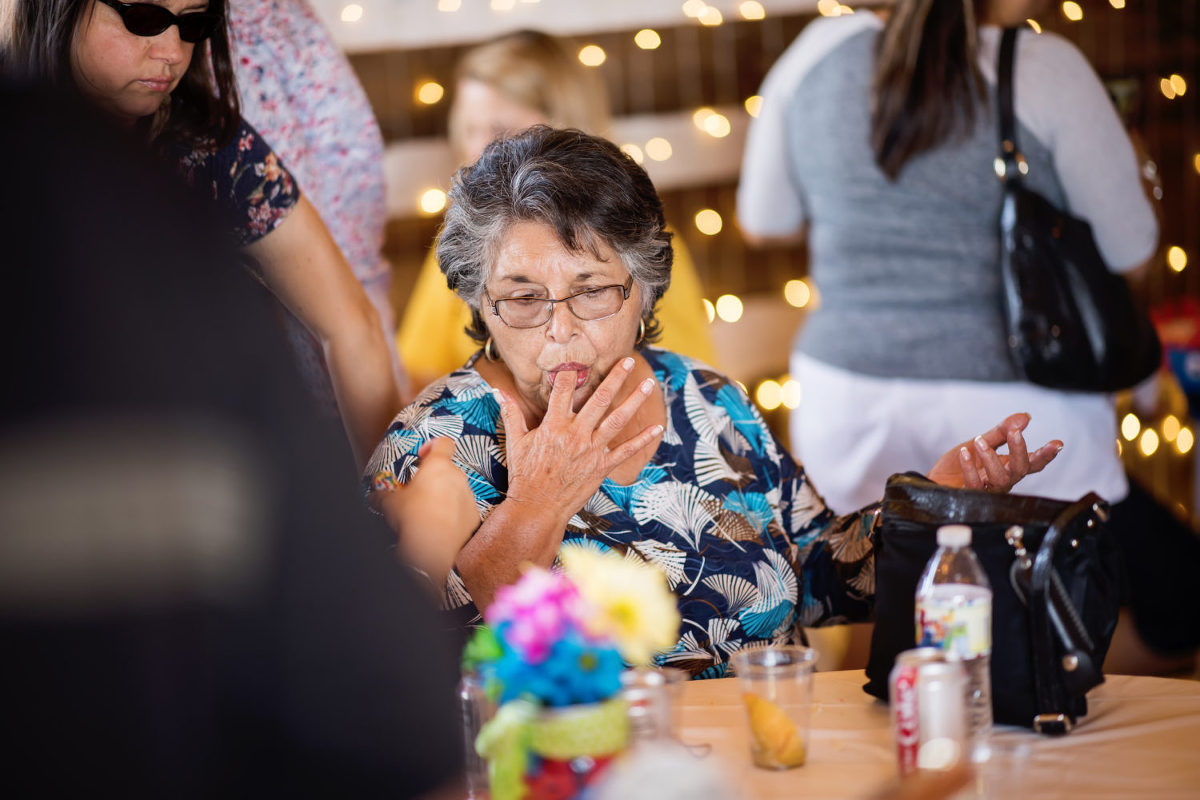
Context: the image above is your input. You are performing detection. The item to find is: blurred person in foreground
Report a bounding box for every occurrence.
[0,82,467,797]
[366,126,1060,675]
[396,29,717,393]
[5,0,402,471]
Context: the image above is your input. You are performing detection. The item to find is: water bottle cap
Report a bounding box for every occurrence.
[936,524,972,547]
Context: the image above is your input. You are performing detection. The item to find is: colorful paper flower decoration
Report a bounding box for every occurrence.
[469,546,682,800]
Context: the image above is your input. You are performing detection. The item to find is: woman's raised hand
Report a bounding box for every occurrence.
[496,356,664,520]
[927,412,1063,494]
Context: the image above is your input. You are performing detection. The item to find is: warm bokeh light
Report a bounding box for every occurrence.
[490,0,516,10]
[816,0,839,16]
[1121,413,1141,441]
[419,188,447,215]
[695,209,723,236]
[339,3,363,23]
[1116,438,1123,457]
[1162,415,1182,442]
[692,107,716,130]
[745,95,764,117]
[1139,428,1160,457]
[740,1,766,20]
[1177,428,1195,455]
[702,298,715,323]
[784,279,812,308]
[781,379,803,409]
[620,143,645,164]
[1168,246,1188,272]
[756,380,782,411]
[698,6,724,25]
[645,137,673,161]
[715,294,744,323]
[1026,18,1043,33]
[578,45,607,67]
[416,81,444,105]
[682,0,707,18]
[836,4,854,13]
[1161,78,1178,100]
[1194,153,1200,175]
[1109,0,1125,8]
[1061,1,1083,22]
[437,0,461,10]
[703,112,732,138]
[1170,74,1188,96]
[634,29,662,50]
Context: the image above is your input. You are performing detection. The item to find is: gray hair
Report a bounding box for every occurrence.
[436,125,673,344]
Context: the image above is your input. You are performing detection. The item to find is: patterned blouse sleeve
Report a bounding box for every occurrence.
[701,368,878,627]
[773,423,879,627]
[207,118,300,246]
[362,373,505,625]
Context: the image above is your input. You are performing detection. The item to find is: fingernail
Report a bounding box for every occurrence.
[651,424,664,435]
[960,446,971,460]
[622,357,635,370]
[641,378,655,394]
[1055,443,1064,453]
[974,435,988,451]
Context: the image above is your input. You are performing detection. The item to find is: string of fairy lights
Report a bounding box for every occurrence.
[336,1,1198,470]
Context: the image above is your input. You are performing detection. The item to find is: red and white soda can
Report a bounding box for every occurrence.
[889,647,968,777]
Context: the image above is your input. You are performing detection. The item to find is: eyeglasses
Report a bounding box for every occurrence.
[486,278,634,329]
[96,0,219,44]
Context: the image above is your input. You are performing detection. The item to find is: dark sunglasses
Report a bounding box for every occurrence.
[96,0,218,43]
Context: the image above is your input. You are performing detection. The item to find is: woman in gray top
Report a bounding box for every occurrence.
[738,0,1155,512]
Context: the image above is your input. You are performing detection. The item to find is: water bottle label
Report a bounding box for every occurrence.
[916,594,991,659]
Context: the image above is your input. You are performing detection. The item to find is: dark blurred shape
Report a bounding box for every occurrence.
[0,82,461,797]
[1111,480,1200,655]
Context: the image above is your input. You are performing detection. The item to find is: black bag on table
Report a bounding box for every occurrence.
[996,26,1160,392]
[863,473,1122,734]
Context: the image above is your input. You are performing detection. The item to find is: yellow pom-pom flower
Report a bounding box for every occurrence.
[560,546,681,665]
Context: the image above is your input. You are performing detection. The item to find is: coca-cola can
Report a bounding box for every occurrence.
[889,648,968,777]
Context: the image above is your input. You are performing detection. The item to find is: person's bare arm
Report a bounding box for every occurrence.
[245,196,402,469]
[374,438,479,586]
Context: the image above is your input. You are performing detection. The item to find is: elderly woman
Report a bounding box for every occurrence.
[367,126,1060,676]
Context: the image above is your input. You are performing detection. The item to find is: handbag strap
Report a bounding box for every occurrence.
[996,27,1025,185]
[1028,493,1105,734]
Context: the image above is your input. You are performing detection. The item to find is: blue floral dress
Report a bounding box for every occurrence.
[366,348,877,678]
[172,117,299,246]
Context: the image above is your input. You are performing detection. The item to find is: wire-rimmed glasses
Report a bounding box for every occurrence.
[486,278,633,328]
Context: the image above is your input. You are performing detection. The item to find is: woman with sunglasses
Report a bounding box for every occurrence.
[3,0,403,471]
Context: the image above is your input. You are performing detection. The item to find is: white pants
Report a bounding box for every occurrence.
[790,353,1128,515]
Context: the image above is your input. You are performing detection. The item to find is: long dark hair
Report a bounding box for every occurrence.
[5,0,240,150]
[871,0,988,179]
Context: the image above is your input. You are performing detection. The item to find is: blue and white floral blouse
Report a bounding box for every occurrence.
[366,348,877,678]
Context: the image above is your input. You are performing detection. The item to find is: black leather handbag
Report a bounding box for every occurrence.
[863,473,1122,734]
[997,27,1160,392]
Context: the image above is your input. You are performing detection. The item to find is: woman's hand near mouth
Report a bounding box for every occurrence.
[456,355,663,610]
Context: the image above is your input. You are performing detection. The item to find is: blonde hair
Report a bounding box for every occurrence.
[448,30,611,154]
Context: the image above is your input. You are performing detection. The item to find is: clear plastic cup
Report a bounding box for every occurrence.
[730,645,818,770]
[620,666,687,743]
[459,671,495,798]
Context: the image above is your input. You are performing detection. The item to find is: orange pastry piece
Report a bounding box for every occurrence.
[742,692,808,768]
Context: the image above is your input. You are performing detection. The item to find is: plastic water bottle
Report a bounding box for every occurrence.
[915,524,993,762]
